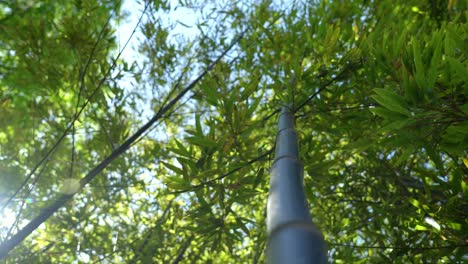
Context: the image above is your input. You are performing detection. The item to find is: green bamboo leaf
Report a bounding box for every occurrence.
[196,168,219,180]
[425,144,445,174]
[195,114,203,136]
[377,119,410,133]
[393,28,407,58]
[233,107,241,131]
[412,39,427,90]
[161,161,183,175]
[370,107,407,120]
[446,222,462,230]
[444,28,455,57]
[408,198,421,209]
[372,88,410,116]
[240,81,257,100]
[223,96,234,120]
[414,224,428,231]
[461,103,468,115]
[246,96,261,117]
[200,80,218,106]
[235,216,250,236]
[164,176,188,190]
[167,140,191,158]
[427,33,443,91]
[177,157,197,173]
[263,26,275,44]
[344,138,373,151]
[186,136,217,148]
[447,57,468,88]
[394,147,414,166]
[226,163,245,174]
[306,160,336,175]
[226,230,243,243]
[447,28,468,56]
[326,26,340,49]
[271,82,287,102]
[196,192,209,207]
[406,71,421,104]
[166,147,189,157]
[253,168,264,188]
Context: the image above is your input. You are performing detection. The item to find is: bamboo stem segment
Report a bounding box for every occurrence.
[267,105,326,264]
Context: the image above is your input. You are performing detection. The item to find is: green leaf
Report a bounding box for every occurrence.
[446,27,468,56]
[177,157,197,174]
[460,103,468,115]
[246,96,262,117]
[164,176,189,190]
[447,222,462,230]
[447,57,468,88]
[370,107,407,120]
[195,114,203,136]
[377,118,410,133]
[414,224,428,231]
[162,161,183,175]
[425,144,445,174]
[405,71,421,104]
[412,38,427,90]
[253,168,264,188]
[372,88,410,116]
[197,192,210,207]
[394,147,414,166]
[166,147,189,157]
[234,216,250,236]
[262,26,275,44]
[167,138,192,158]
[240,81,257,100]
[393,27,407,58]
[200,80,218,106]
[409,198,420,209]
[427,33,443,91]
[305,160,337,174]
[186,136,218,148]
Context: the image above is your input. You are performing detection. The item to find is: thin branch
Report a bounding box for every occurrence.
[328,242,468,251]
[296,103,377,118]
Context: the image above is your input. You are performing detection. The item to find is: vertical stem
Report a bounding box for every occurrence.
[267,105,326,264]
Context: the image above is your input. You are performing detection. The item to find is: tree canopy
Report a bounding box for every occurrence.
[0,0,467,263]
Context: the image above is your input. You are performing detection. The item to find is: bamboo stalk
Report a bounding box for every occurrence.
[267,105,326,264]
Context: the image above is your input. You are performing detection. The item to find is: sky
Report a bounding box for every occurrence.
[116,0,199,65]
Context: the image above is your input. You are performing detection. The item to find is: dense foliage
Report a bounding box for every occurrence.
[0,0,467,263]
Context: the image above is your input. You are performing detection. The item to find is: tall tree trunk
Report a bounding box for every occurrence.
[267,105,326,264]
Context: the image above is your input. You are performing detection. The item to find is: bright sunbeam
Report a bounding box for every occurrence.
[0,208,17,233]
[0,209,16,227]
